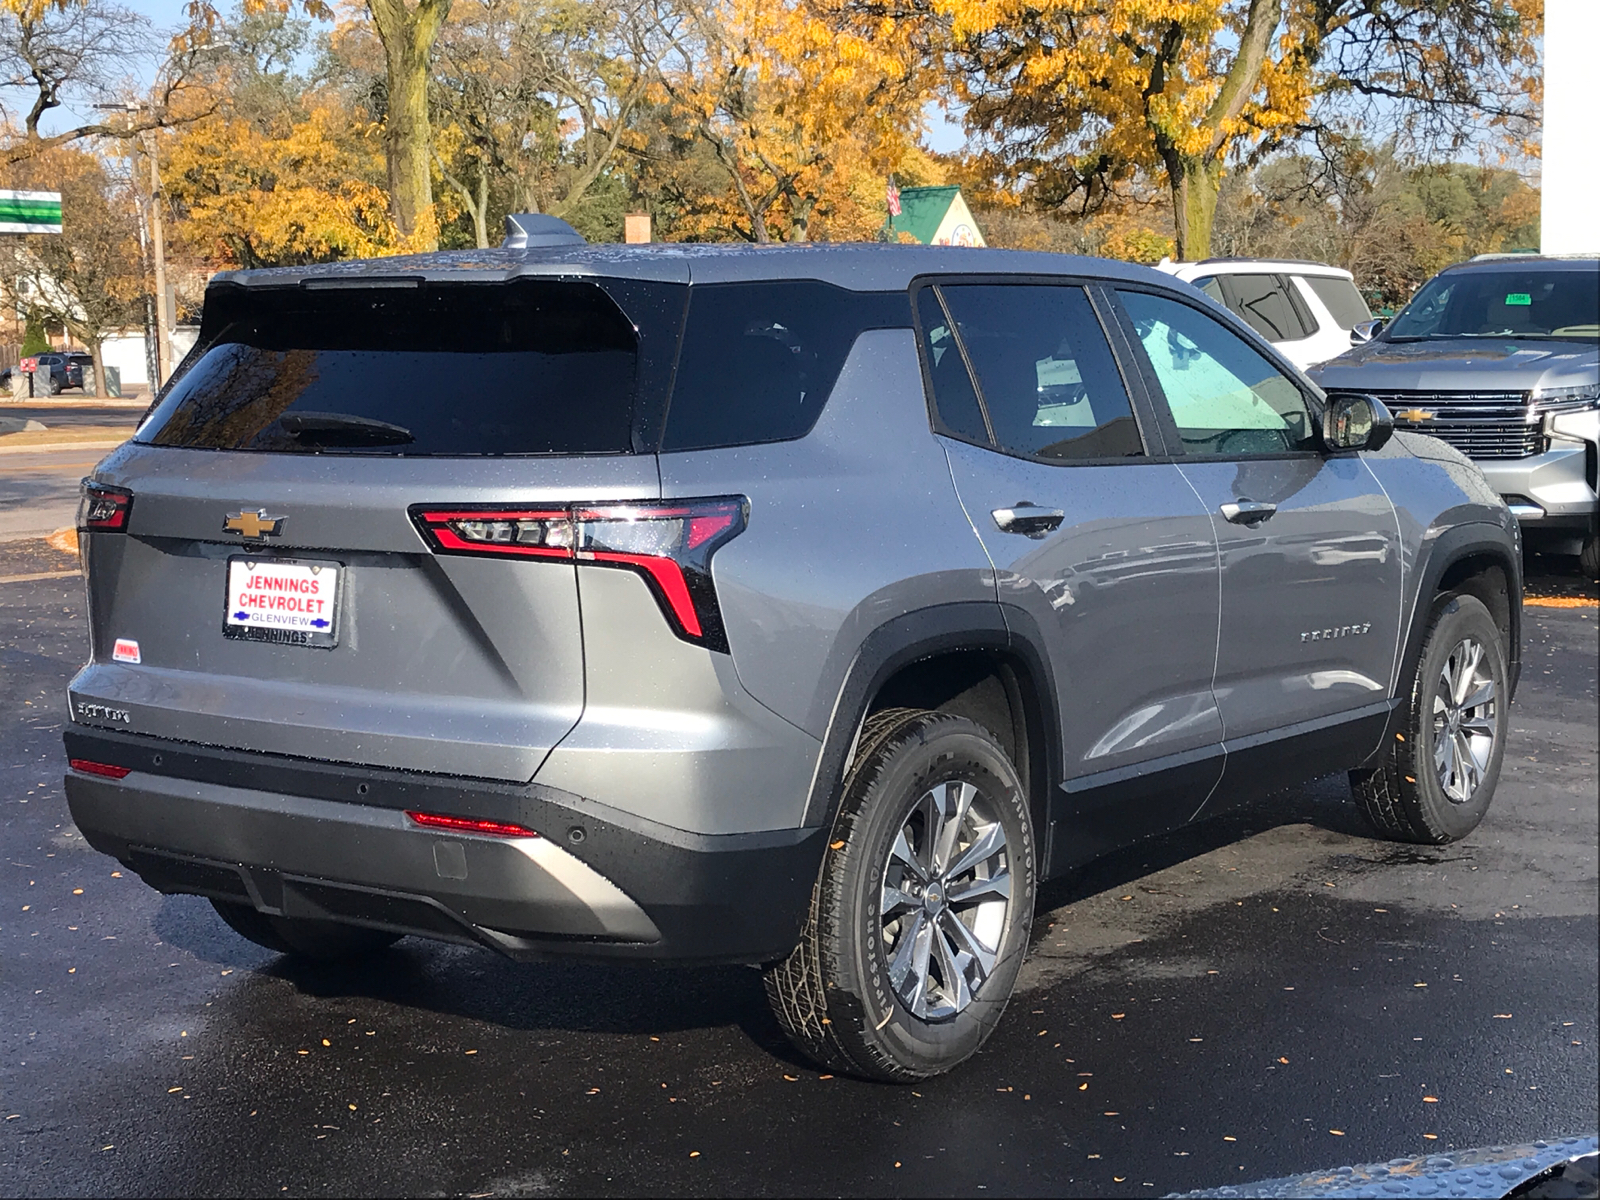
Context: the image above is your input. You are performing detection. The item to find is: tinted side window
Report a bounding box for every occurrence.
[937,284,1143,461]
[662,282,909,452]
[137,281,637,456]
[1118,289,1318,457]
[1190,276,1226,304]
[1301,275,1371,330]
[916,287,989,444]
[1225,274,1310,341]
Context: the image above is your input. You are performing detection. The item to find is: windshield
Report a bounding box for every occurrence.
[1386,265,1599,341]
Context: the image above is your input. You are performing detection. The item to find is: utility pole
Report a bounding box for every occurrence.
[144,130,172,386]
[95,100,172,387]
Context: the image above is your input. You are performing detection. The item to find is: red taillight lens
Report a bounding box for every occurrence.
[406,810,537,838]
[78,481,132,532]
[69,758,131,779]
[411,497,748,651]
[411,509,574,560]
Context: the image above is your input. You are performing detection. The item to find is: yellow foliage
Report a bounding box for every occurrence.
[649,0,941,242]
[164,87,430,268]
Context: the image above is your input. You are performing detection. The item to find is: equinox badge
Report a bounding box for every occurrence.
[224,509,286,540]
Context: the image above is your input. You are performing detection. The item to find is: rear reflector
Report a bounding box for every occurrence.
[69,759,131,779]
[78,481,132,532]
[405,810,537,838]
[411,496,748,651]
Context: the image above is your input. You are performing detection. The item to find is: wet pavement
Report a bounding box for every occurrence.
[1,539,1594,1197]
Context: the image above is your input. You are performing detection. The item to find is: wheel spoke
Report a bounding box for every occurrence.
[1434,730,1453,774]
[906,915,936,1017]
[1454,642,1483,706]
[1460,714,1496,738]
[1462,730,1492,775]
[932,923,972,1011]
[945,867,1011,908]
[1456,732,1481,794]
[941,908,997,979]
[932,781,975,876]
[890,828,930,883]
[1461,679,1496,712]
[944,820,1007,884]
[881,885,919,918]
[887,909,927,992]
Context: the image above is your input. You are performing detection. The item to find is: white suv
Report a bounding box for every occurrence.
[1156,258,1373,371]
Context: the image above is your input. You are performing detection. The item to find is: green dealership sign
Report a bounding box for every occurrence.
[0,190,63,234]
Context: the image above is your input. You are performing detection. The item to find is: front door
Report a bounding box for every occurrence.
[1109,287,1403,803]
[915,281,1224,867]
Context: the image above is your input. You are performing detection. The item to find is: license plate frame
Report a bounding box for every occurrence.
[223,556,342,649]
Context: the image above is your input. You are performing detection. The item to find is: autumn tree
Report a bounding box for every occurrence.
[645,0,939,243]
[954,0,1541,260]
[427,0,661,247]
[0,145,144,394]
[160,11,420,268]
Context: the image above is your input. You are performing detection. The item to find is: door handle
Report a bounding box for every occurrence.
[992,503,1065,538]
[1219,499,1278,526]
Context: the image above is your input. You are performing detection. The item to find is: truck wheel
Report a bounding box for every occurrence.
[765,709,1035,1082]
[211,899,400,961]
[1350,593,1509,844]
[1580,533,1599,580]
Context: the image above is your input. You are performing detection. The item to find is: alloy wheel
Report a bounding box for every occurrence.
[879,778,1012,1021]
[1431,635,1498,804]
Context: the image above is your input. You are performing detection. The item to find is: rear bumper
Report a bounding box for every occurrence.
[63,728,826,965]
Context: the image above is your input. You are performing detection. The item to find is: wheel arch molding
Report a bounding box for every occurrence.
[800,601,1063,873]
[1369,522,1523,767]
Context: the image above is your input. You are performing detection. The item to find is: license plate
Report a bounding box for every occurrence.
[224,557,341,648]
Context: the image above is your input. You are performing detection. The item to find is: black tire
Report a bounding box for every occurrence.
[211,899,401,961]
[1580,533,1599,580]
[1350,593,1510,844]
[764,709,1036,1082]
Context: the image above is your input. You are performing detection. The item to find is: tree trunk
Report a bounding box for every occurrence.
[89,340,106,399]
[1171,155,1223,261]
[369,0,452,248]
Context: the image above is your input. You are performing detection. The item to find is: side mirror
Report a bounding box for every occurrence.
[1350,318,1385,345]
[1323,393,1394,453]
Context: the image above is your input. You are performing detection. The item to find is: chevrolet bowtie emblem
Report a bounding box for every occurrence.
[1396,408,1435,423]
[224,509,285,539]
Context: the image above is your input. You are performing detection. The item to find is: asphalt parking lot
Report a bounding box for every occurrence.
[1,526,1595,1197]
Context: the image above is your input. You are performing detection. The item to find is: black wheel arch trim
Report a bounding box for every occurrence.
[800,601,1064,846]
[1362,521,1522,766]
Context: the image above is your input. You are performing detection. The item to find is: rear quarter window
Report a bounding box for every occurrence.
[1301,275,1371,330]
[661,281,911,452]
[137,280,639,456]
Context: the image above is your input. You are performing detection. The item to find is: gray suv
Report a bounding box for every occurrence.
[1311,255,1599,574]
[64,229,1522,1081]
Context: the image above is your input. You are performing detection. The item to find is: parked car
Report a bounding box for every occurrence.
[64,225,1522,1082]
[1156,257,1373,370]
[6,352,88,393]
[1310,255,1599,575]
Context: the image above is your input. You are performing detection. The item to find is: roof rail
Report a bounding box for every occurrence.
[503,213,587,250]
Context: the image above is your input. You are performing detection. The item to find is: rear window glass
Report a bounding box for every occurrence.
[1302,275,1371,330]
[1225,274,1312,341]
[136,280,638,455]
[661,282,910,452]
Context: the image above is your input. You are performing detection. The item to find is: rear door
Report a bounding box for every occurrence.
[70,276,676,782]
[1109,285,1402,802]
[917,280,1224,864]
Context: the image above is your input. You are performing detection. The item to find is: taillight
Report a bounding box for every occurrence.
[411,497,748,651]
[406,810,537,837]
[69,758,131,779]
[78,481,132,532]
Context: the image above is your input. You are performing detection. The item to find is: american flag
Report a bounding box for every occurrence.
[886,179,901,217]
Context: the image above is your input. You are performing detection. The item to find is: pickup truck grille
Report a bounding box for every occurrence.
[1366,390,1588,460]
